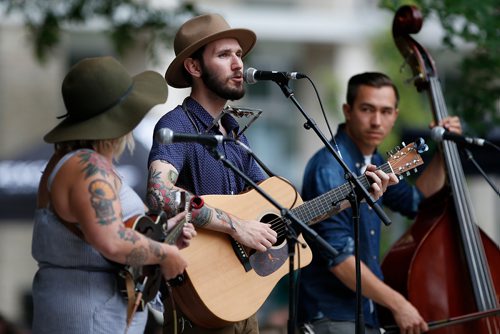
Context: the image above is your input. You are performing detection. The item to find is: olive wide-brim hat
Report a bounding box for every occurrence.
[165,13,256,88]
[44,56,168,143]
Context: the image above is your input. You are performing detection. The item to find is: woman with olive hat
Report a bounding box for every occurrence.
[147,13,278,334]
[31,56,196,334]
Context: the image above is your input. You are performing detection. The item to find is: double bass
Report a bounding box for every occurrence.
[380,5,500,333]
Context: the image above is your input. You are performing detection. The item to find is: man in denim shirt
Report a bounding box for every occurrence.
[298,72,462,334]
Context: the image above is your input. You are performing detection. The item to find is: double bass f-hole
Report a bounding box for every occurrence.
[380,5,500,334]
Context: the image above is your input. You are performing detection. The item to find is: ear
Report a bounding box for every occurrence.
[342,103,351,121]
[183,58,202,79]
[392,108,400,125]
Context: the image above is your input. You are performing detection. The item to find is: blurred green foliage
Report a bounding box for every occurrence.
[2,0,198,63]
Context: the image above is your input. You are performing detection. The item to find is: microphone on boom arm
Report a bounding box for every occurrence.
[243,67,306,85]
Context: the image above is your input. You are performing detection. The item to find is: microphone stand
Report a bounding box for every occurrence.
[462,148,500,197]
[273,78,392,334]
[205,144,339,334]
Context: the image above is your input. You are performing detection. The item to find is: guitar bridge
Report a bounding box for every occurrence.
[230,237,252,272]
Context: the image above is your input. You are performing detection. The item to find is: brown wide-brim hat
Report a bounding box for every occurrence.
[44,56,168,143]
[165,13,256,88]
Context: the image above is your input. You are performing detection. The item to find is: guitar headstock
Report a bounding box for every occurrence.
[387,138,428,179]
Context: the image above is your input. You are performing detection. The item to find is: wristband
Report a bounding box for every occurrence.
[190,196,204,210]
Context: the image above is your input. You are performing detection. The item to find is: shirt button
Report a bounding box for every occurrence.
[370,229,375,236]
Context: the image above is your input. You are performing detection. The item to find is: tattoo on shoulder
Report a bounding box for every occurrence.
[78,150,113,179]
[88,179,117,225]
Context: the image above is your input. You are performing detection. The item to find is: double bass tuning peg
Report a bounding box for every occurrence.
[405,73,424,85]
[399,53,414,73]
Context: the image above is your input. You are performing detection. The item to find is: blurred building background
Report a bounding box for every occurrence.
[0,0,498,332]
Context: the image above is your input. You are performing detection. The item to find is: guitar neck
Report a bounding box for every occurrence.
[292,162,393,226]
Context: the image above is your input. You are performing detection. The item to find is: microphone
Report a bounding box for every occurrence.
[430,126,486,147]
[243,67,306,84]
[155,128,233,147]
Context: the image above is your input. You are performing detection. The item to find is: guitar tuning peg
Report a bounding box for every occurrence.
[406,171,411,176]
[417,143,429,154]
[399,175,404,180]
[401,141,406,147]
[386,151,391,157]
[414,168,418,174]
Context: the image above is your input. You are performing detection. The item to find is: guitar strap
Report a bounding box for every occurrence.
[121,269,139,325]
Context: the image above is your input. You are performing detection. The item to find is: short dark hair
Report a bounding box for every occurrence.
[346,72,399,107]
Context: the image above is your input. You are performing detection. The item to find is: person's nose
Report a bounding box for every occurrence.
[231,54,243,70]
[371,111,382,127]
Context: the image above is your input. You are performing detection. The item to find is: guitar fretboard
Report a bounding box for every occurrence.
[292,162,393,226]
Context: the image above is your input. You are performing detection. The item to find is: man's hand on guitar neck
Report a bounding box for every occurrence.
[364,164,399,202]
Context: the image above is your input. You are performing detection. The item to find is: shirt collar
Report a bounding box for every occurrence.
[335,123,379,170]
[185,97,240,136]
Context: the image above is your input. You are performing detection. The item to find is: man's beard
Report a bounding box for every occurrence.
[201,64,245,101]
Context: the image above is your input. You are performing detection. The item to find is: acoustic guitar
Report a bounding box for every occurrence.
[172,140,428,328]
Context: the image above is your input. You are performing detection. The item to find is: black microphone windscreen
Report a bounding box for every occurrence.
[155,128,173,144]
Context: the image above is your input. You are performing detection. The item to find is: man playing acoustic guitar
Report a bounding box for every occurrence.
[147,14,396,334]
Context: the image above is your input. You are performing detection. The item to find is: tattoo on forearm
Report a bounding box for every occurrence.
[88,179,117,225]
[215,208,236,231]
[148,239,166,261]
[117,224,140,244]
[147,168,179,213]
[78,150,113,178]
[125,246,148,267]
[192,206,212,228]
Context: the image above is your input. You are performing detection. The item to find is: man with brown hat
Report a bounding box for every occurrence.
[147,13,277,333]
[147,13,393,334]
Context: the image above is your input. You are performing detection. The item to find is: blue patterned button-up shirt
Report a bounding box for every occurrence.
[148,97,265,196]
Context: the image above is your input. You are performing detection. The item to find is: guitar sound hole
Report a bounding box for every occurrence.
[260,213,286,246]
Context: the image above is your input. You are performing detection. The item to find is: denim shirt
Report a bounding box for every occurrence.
[297,124,423,328]
[148,97,265,195]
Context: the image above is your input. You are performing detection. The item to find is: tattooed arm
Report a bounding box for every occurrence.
[147,159,277,252]
[50,151,189,279]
